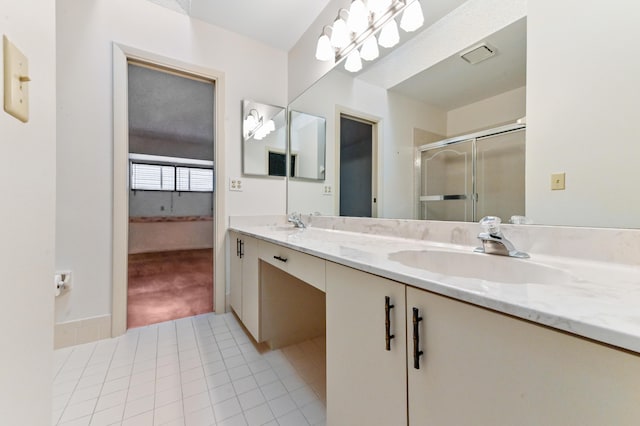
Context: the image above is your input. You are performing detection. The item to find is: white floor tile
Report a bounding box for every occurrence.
[260,381,287,402]
[123,394,154,419]
[237,388,266,411]
[267,394,296,418]
[243,403,274,426]
[88,404,124,426]
[217,413,247,426]
[154,400,184,424]
[209,382,236,404]
[232,376,258,395]
[276,409,310,426]
[54,313,325,426]
[121,410,153,426]
[59,398,97,424]
[300,400,326,425]
[155,386,182,407]
[213,396,242,421]
[184,405,216,426]
[183,391,212,414]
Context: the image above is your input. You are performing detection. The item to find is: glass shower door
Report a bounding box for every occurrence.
[419,140,473,221]
[476,129,526,222]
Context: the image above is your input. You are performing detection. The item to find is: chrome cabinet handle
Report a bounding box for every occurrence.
[413,307,424,369]
[273,255,288,263]
[385,296,395,351]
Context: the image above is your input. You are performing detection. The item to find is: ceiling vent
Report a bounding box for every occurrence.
[460,43,497,65]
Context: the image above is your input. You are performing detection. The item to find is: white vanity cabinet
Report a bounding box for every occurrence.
[229,231,259,341]
[325,261,640,426]
[325,261,407,426]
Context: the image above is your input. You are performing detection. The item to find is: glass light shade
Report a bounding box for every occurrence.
[315,34,334,61]
[400,0,424,32]
[266,120,275,132]
[344,49,363,72]
[330,17,350,48]
[360,36,380,61]
[347,0,369,33]
[378,19,400,48]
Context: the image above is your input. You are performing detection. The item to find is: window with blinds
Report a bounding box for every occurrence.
[131,163,213,192]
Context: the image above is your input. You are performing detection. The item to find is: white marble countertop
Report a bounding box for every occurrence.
[230,222,640,354]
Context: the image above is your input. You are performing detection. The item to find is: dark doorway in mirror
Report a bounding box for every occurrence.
[339,115,375,217]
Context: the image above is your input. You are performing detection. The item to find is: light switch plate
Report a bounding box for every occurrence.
[3,35,29,123]
[551,172,566,190]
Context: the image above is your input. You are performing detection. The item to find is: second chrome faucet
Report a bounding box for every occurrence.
[474,216,529,258]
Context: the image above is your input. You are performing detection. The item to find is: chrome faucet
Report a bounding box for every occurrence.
[474,216,529,258]
[287,212,306,228]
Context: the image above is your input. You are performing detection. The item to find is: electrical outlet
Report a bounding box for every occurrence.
[551,172,566,190]
[230,177,243,192]
[322,185,332,195]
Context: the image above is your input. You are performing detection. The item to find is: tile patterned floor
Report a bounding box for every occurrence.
[52,313,326,426]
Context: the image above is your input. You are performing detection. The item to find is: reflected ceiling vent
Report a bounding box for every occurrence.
[460,43,497,65]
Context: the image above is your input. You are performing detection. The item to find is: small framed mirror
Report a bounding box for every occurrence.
[242,100,287,177]
[289,110,326,181]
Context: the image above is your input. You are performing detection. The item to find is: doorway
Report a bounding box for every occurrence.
[339,114,377,217]
[126,62,215,328]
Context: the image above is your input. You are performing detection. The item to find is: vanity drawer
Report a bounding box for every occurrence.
[258,240,326,292]
[258,240,293,272]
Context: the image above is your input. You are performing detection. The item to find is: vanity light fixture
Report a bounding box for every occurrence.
[244,109,275,140]
[345,49,363,72]
[314,0,425,73]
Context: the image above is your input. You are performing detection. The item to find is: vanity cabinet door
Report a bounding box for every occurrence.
[406,286,640,425]
[229,232,260,342]
[326,262,407,426]
[229,231,242,317]
[240,236,259,341]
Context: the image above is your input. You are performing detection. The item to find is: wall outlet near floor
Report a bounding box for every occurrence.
[55,271,72,295]
[230,177,243,192]
[322,185,332,195]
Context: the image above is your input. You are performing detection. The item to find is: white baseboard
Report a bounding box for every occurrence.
[54,315,112,349]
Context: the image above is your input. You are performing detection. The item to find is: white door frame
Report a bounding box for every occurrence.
[112,43,227,337]
[335,107,380,218]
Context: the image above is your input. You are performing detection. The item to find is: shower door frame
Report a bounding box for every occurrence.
[415,122,526,221]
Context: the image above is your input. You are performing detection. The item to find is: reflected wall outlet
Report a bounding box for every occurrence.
[322,185,332,195]
[230,178,243,192]
[551,172,566,190]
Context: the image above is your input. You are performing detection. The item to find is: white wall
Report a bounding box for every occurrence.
[288,71,447,218]
[526,1,640,228]
[447,86,526,136]
[0,0,56,423]
[56,0,288,325]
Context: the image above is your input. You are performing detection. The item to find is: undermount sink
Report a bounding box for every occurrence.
[389,249,578,285]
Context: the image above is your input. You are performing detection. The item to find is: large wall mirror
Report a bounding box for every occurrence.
[242,100,288,177]
[288,0,640,229]
[288,1,528,221]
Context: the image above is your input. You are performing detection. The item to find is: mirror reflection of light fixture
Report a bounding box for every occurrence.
[315,27,334,61]
[345,49,363,72]
[244,109,276,140]
[360,35,380,61]
[378,19,400,48]
[314,0,424,73]
[400,0,424,32]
